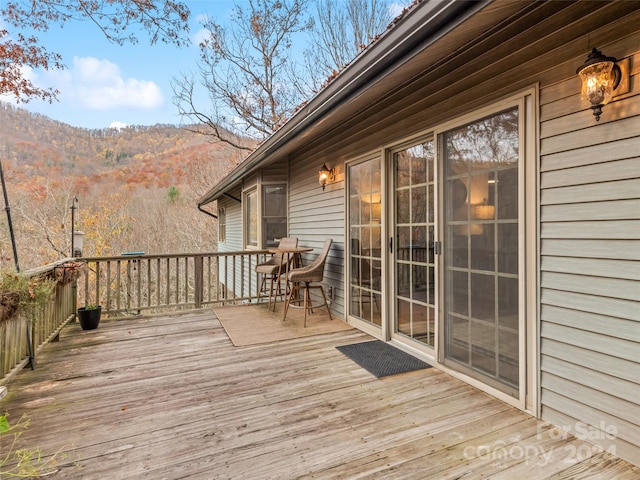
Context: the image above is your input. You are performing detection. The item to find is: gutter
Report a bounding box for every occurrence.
[198,203,217,219]
[198,0,490,207]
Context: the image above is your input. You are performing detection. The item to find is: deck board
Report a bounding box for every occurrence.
[0,308,638,479]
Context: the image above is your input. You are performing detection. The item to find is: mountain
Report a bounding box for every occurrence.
[0,102,252,268]
[0,101,241,192]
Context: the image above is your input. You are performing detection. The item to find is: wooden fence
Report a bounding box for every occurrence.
[79,251,269,317]
[0,260,77,385]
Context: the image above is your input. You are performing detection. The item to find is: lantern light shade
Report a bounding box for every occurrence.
[72,230,85,257]
[576,48,621,121]
[473,204,495,220]
[318,163,335,190]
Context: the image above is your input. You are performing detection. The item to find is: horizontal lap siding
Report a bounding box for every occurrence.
[539,38,640,466]
[217,189,258,299]
[288,156,345,317]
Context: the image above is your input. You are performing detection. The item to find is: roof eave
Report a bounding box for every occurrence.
[198,0,490,207]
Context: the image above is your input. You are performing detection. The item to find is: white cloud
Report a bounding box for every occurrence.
[70,57,164,110]
[192,27,210,47]
[2,56,163,111]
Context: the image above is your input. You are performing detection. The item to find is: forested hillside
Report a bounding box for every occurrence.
[0,102,248,270]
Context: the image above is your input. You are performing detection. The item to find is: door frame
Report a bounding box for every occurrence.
[386,135,439,359]
[344,152,388,340]
[343,87,539,413]
[432,88,538,410]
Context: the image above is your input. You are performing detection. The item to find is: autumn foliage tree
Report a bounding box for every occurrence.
[0,0,191,103]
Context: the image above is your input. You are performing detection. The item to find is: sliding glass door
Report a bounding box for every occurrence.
[347,157,383,329]
[392,140,436,348]
[442,107,520,395]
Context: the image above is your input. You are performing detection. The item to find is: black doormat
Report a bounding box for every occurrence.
[336,340,432,378]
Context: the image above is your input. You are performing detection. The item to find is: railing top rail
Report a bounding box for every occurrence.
[23,258,79,278]
[78,250,271,262]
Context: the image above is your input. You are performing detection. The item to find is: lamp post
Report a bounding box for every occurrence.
[0,160,19,271]
[70,197,79,257]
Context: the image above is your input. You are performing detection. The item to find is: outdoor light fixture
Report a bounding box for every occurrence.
[576,47,622,121]
[318,163,335,191]
[72,231,85,257]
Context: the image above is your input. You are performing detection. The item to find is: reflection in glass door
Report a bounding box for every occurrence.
[442,107,520,395]
[393,140,436,347]
[348,158,383,327]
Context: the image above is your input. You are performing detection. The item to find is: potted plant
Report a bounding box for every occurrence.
[77,304,101,330]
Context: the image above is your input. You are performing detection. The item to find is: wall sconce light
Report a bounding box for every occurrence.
[576,47,622,121]
[318,163,335,191]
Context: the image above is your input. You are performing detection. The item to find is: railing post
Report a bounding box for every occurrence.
[194,255,203,309]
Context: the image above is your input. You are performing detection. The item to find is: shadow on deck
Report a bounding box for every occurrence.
[1,308,638,479]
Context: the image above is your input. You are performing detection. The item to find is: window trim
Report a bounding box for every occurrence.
[243,187,259,249]
[218,206,226,243]
[242,182,289,249]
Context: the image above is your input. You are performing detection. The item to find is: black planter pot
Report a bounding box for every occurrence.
[77,306,102,330]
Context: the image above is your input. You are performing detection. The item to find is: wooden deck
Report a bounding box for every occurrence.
[1,308,638,479]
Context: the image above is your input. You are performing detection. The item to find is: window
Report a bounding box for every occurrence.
[243,183,287,249]
[218,207,226,243]
[263,185,287,247]
[244,188,258,248]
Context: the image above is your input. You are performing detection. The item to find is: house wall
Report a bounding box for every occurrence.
[282,8,640,465]
[288,157,346,314]
[213,0,640,465]
[538,39,640,464]
[216,186,251,299]
[217,186,243,253]
[218,165,290,300]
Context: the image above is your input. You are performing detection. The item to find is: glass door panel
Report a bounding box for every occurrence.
[442,108,520,394]
[393,140,435,347]
[348,158,383,327]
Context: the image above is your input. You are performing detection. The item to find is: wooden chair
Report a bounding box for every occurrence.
[283,239,333,326]
[256,237,298,309]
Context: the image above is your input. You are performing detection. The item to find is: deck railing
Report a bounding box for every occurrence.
[79,251,269,317]
[0,260,77,385]
[1,251,269,384]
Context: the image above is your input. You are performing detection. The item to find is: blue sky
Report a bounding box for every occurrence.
[5,1,406,130]
[4,1,239,129]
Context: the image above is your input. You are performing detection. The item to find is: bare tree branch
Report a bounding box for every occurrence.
[304,0,394,92]
[172,0,313,143]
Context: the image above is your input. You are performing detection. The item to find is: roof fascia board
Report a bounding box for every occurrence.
[198,0,491,206]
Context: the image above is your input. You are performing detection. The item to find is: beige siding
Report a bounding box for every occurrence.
[217,187,257,298]
[262,162,288,183]
[288,156,345,317]
[539,37,640,466]
[218,187,243,253]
